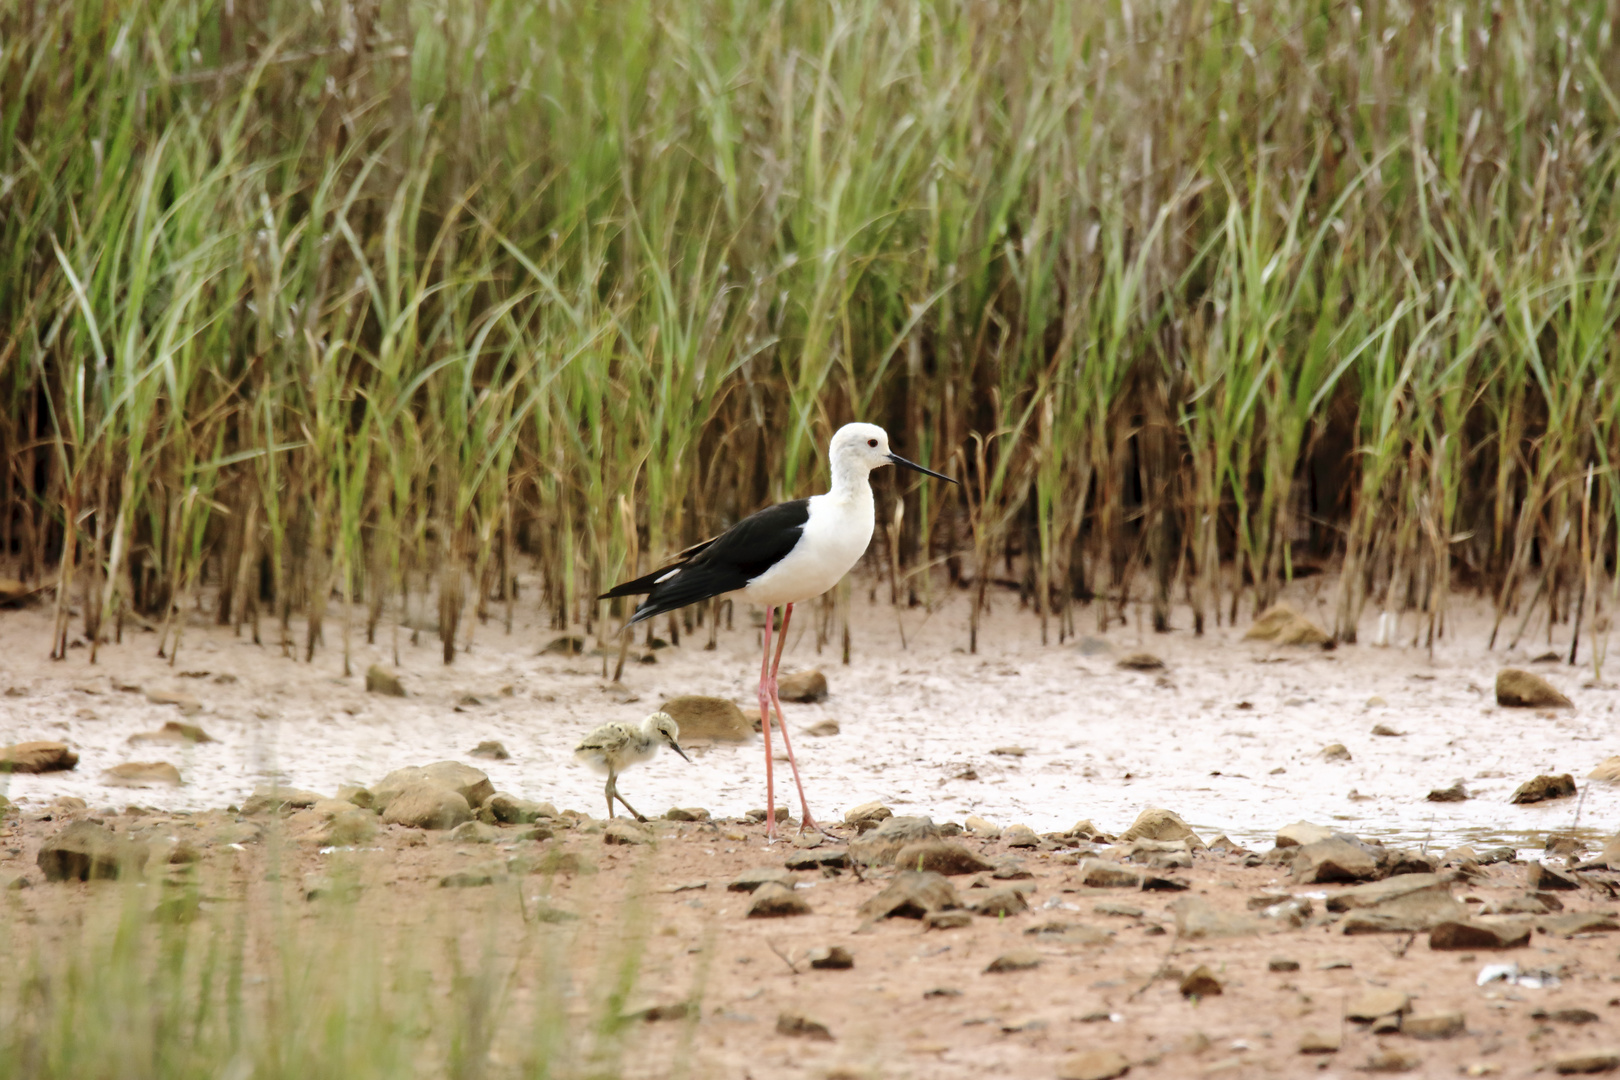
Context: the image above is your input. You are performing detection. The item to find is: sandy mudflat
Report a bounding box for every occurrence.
[0,580,1615,848]
[4,579,1620,1079]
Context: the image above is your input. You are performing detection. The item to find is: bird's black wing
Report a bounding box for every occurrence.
[599,499,811,625]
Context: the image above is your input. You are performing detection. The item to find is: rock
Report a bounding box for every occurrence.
[484,793,551,825]
[440,865,502,888]
[380,783,473,830]
[241,787,324,815]
[1387,851,1440,876]
[747,881,811,917]
[894,839,994,875]
[1553,1051,1620,1074]
[1527,863,1581,891]
[1077,859,1144,889]
[1365,1050,1422,1073]
[1539,1008,1602,1025]
[1299,1029,1341,1053]
[850,815,942,866]
[337,785,374,809]
[924,909,972,929]
[448,821,500,844]
[1539,912,1620,936]
[1068,819,1110,842]
[129,721,215,744]
[784,848,849,871]
[1589,756,1620,782]
[1429,920,1531,950]
[804,720,840,737]
[1291,837,1379,883]
[1170,896,1265,938]
[776,669,828,703]
[662,806,709,821]
[1094,901,1144,919]
[1270,957,1301,972]
[144,688,202,714]
[991,858,1034,880]
[1320,743,1352,762]
[1058,1049,1131,1080]
[0,741,79,773]
[1118,807,1204,848]
[541,634,584,656]
[658,695,752,741]
[1244,602,1331,645]
[1275,821,1334,848]
[1496,669,1572,708]
[775,1013,833,1041]
[364,665,406,697]
[1347,989,1411,1021]
[984,948,1041,973]
[1326,873,1447,911]
[969,887,1030,917]
[1116,651,1165,671]
[101,761,182,787]
[807,946,853,970]
[468,740,509,760]
[625,1001,691,1023]
[991,826,1034,852]
[844,800,894,830]
[1510,773,1577,804]
[1404,1012,1466,1039]
[372,762,493,811]
[603,820,654,845]
[857,870,960,920]
[964,814,1001,838]
[1371,724,1403,737]
[37,821,149,881]
[1179,965,1222,996]
[1485,894,1556,916]
[745,807,788,824]
[1428,781,1469,802]
[1334,875,1467,933]
[420,761,494,807]
[729,867,797,892]
[307,808,377,847]
[0,577,37,604]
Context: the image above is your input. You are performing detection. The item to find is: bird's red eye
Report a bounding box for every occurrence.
[867,438,878,447]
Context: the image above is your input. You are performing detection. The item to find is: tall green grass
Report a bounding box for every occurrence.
[3,0,1619,665]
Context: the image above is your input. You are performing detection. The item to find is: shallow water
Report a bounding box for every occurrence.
[3,585,1615,850]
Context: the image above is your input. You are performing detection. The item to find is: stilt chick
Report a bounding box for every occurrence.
[573,711,690,822]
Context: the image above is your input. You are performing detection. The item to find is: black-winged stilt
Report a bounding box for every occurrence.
[599,422,956,839]
[574,711,690,822]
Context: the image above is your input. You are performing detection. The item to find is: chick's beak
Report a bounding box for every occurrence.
[669,740,691,763]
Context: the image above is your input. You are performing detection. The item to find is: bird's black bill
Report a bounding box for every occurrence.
[887,453,958,484]
[669,742,692,763]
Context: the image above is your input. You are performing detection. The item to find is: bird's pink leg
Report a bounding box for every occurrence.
[766,604,831,836]
[757,604,779,841]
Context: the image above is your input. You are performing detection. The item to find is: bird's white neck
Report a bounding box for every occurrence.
[826,459,877,505]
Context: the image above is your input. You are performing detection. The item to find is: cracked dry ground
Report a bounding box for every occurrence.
[4,803,1620,1080]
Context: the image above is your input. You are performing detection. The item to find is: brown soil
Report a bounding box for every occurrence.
[3,805,1620,1079]
[3,584,1620,1077]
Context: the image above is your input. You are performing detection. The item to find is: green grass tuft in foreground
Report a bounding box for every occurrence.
[0,849,676,1080]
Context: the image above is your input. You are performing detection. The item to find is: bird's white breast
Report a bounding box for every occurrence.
[741,491,875,606]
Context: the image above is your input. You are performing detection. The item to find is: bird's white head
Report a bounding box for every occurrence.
[828,423,897,474]
[827,422,958,489]
[644,711,691,762]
